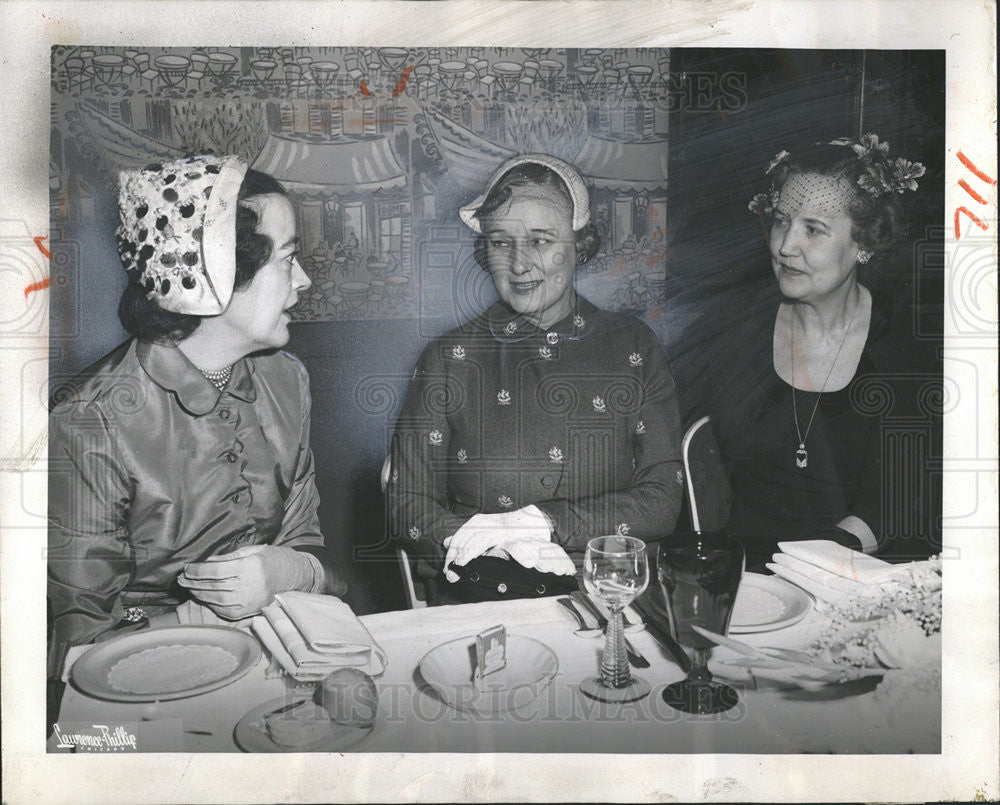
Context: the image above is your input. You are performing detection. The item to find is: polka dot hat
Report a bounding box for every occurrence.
[116,154,247,315]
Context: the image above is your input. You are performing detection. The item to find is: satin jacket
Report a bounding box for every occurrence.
[47,339,339,654]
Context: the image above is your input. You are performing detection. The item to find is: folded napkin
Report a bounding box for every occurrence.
[252,592,387,682]
[767,540,923,606]
[777,540,894,585]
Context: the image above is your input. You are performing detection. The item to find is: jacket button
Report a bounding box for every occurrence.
[225,452,238,463]
[218,409,231,420]
[497,583,508,594]
[541,475,554,488]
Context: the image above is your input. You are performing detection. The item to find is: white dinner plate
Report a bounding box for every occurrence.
[234,696,376,753]
[71,625,261,702]
[729,572,812,633]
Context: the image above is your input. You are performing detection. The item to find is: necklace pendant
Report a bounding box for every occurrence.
[795,445,808,469]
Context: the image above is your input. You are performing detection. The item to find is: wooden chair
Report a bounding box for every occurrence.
[380,454,428,609]
[681,416,732,533]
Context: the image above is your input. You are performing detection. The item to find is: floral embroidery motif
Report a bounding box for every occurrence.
[592,396,606,413]
[573,313,585,329]
[675,469,684,485]
[538,346,553,360]
[616,522,631,536]
[548,446,563,463]
[629,352,643,367]
[504,321,517,336]
[497,389,511,406]
[408,526,421,541]
[546,331,559,345]
[428,429,443,446]
[498,494,514,508]
[635,420,646,434]
[457,448,468,463]
[451,345,466,360]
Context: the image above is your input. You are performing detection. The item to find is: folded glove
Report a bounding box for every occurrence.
[442,505,575,582]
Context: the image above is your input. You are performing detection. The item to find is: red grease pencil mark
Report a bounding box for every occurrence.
[34,235,51,259]
[957,151,998,186]
[958,179,987,205]
[392,66,414,96]
[24,278,51,298]
[954,207,988,240]
[359,80,371,97]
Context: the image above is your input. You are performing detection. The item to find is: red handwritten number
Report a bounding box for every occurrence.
[954,151,997,240]
[957,151,998,187]
[24,278,51,299]
[954,208,988,239]
[24,236,52,298]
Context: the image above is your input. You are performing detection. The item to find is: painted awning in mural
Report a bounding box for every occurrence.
[573,135,668,192]
[73,103,183,176]
[420,109,515,189]
[252,134,407,194]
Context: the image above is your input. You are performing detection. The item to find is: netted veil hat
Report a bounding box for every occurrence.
[116,154,248,315]
[459,153,591,233]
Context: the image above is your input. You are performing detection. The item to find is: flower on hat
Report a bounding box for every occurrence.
[116,154,247,315]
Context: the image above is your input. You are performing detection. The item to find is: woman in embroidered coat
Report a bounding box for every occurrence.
[389,154,684,600]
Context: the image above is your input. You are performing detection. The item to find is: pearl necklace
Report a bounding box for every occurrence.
[197,364,233,391]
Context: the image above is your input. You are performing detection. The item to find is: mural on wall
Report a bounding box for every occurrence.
[50,46,673,322]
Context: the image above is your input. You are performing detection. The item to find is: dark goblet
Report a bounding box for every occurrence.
[657,531,744,714]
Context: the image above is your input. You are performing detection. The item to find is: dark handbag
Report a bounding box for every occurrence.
[450,555,579,602]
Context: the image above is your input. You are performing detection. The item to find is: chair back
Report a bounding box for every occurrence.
[681,416,731,533]
[381,453,428,609]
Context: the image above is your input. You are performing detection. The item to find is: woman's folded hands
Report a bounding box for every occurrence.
[442,505,577,582]
[177,544,319,619]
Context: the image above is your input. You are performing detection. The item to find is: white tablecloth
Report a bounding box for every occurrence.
[52,596,940,754]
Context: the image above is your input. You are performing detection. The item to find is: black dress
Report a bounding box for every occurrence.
[672,281,939,567]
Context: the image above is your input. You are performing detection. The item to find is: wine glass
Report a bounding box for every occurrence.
[579,535,650,703]
[657,531,744,714]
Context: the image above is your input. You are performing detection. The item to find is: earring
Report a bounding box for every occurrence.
[857,249,872,264]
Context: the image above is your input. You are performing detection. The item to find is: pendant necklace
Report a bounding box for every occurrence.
[790,301,858,469]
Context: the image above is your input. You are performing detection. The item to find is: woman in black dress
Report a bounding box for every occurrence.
[674,135,928,568]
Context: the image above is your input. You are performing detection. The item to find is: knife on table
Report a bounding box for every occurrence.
[569,591,650,669]
[631,597,691,674]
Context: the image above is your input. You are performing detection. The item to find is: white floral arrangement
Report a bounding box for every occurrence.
[809,558,942,696]
[708,558,942,694]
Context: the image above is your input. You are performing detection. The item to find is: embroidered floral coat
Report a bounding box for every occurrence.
[389,297,684,576]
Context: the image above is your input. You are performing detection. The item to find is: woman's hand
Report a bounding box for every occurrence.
[177,544,317,619]
[442,505,576,582]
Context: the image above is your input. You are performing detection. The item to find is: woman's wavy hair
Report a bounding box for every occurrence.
[471,162,600,271]
[118,169,287,343]
[771,142,908,256]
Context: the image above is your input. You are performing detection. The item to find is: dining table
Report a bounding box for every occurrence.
[50,591,940,755]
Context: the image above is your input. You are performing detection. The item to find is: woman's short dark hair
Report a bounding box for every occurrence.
[471,162,601,271]
[772,142,907,255]
[118,168,288,343]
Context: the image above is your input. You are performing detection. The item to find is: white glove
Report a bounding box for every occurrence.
[177,544,319,619]
[442,505,576,582]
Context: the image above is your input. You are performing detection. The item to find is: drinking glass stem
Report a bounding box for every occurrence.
[600,607,631,689]
[688,648,713,684]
